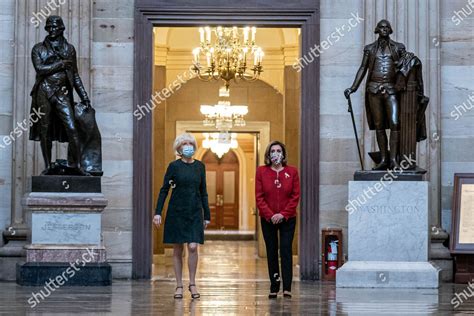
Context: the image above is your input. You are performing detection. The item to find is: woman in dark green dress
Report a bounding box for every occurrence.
[153,133,210,299]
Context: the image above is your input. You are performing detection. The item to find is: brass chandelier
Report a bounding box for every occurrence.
[202,132,238,158]
[200,100,248,131]
[192,26,264,90]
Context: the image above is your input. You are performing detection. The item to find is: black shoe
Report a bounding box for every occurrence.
[390,159,402,170]
[283,291,292,298]
[40,168,51,175]
[372,160,389,170]
[268,292,278,299]
[174,286,183,299]
[188,284,200,299]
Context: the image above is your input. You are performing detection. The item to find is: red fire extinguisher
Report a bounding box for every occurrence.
[327,240,338,277]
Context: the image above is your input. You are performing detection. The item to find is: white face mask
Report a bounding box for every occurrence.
[270,152,283,165]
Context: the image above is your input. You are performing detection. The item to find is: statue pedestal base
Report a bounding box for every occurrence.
[337,180,440,288]
[25,244,107,262]
[354,168,426,181]
[32,175,101,193]
[16,191,111,286]
[336,261,439,288]
[430,227,453,282]
[17,262,111,286]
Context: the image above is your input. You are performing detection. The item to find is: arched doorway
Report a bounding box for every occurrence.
[202,149,240,230]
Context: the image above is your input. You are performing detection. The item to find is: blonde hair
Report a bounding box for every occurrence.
[173,133,197,156]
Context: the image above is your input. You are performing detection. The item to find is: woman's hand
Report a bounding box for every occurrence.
[271,213,285,224]
[204,220,210,229]
[153,215,162,228]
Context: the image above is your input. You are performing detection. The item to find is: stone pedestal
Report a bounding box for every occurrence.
[337,181,440,288]
[335,287,439,311]
[16,191,111,286]
[430,227,453,282]
[32,175,102,193]
[0,239,27,281]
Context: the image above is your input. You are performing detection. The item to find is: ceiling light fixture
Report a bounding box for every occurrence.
[192,26,264,90]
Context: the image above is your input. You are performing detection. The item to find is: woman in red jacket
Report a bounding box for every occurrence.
[255,140,300,299]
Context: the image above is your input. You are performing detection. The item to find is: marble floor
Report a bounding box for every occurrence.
[1,240,472,315]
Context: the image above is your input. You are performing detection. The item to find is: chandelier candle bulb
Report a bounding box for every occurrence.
[193,48,200,63]
[233,27,237,39]
[259,50,264,63]
[210,48,215,66]
[251,26,256,42]
[199,27,204,43]
[205,26,211,42]
[243,27,249,43]
[226,48,231,62]
[206,52,211,67]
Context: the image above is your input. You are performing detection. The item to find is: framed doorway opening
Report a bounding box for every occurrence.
[177,121,270,257]
[133,1,320,280]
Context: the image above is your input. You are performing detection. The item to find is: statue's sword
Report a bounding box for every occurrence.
[346,95,364,170]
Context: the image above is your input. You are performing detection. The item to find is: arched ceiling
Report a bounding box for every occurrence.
[154,27,298,51]
[153,26,300,94]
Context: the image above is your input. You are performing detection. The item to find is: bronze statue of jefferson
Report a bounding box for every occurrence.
[29,16,90,175]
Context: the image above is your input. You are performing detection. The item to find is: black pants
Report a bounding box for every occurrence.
[261,217,296,292]
[39,89,81,168]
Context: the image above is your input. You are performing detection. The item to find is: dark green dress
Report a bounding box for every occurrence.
[155,159,210,244]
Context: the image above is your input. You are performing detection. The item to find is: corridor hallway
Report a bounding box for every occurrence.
[1,241,465,314]
[152,240,299,282]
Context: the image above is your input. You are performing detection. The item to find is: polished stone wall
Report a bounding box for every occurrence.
[440,0,474,233]
[91,0,134,279]
[0,0,14,246]
[319,0,365,256]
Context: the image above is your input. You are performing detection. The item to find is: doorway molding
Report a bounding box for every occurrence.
[179,121,269,246]
[176,121,270,164]
[133,0,320,280]
[180,120,269,232]
[195,146,249,231]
